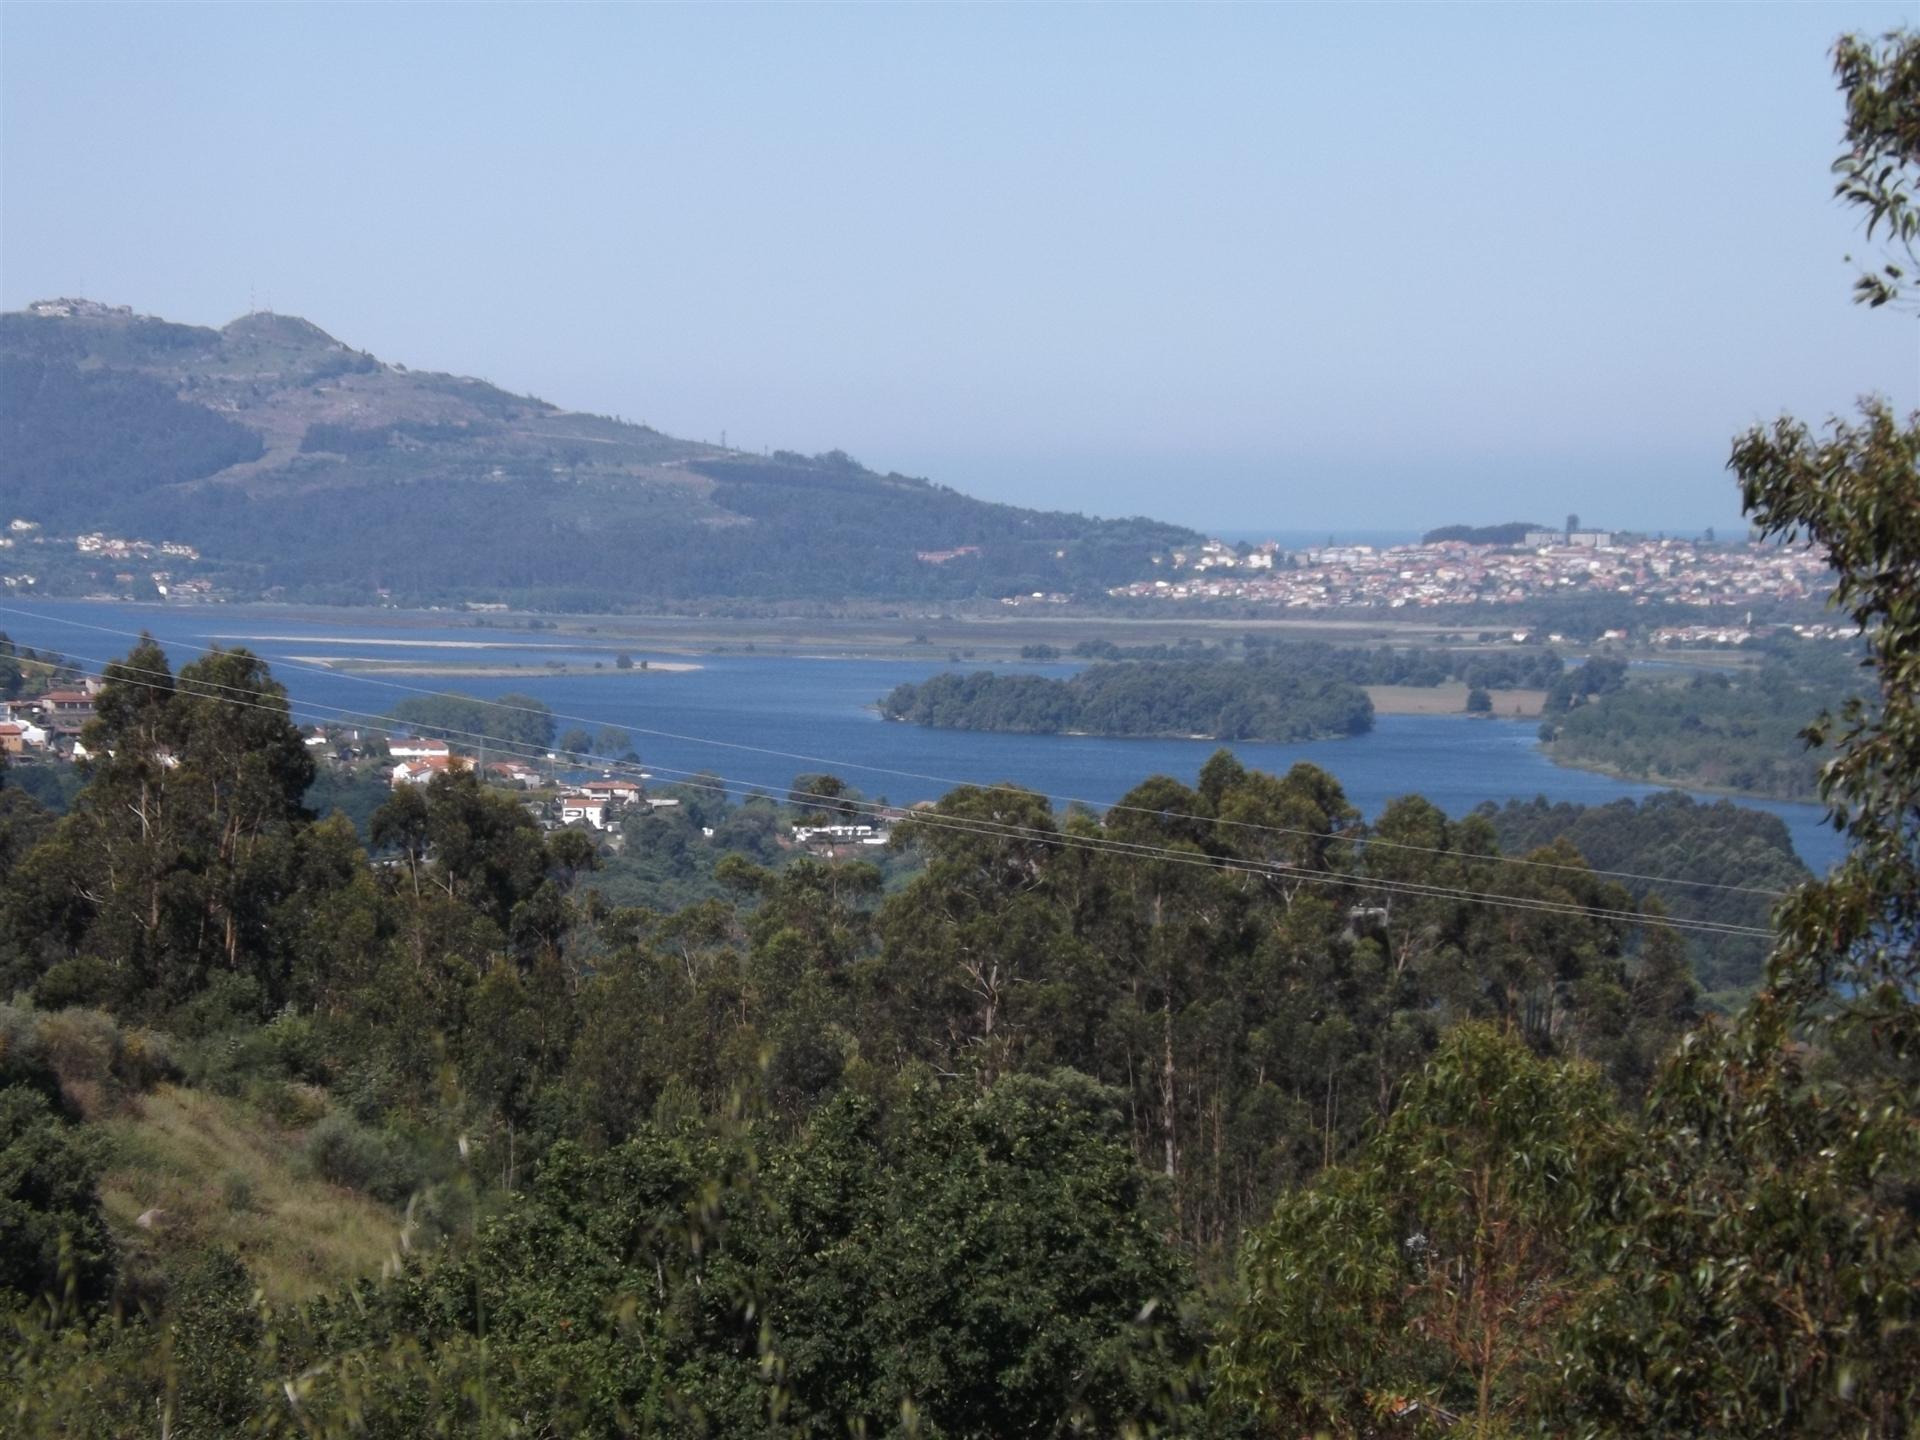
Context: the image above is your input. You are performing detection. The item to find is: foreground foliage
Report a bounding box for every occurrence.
[4,26,1920,1438]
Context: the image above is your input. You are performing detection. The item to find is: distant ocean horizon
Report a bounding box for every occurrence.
[1204,523,1741,548]
[1207,528,1425,549]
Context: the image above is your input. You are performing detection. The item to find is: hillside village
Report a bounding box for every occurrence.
[2,680,894,854]
[1,520,219,600]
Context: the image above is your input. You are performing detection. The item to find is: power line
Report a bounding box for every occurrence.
[0,605,1798,900]
[16,652,1777,940]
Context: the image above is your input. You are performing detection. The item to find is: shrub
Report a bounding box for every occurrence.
[35,1008,120,1092]
[33,955,117,1010]
[0,1084,113,1304]
[116,1028,178,1092]
[304,1112,421,1203]
[249,1078,328,1128]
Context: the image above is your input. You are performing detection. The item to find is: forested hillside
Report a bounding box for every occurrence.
[0,309,1197,608]
[0,639,1709,1433]
[1479,792,1807,998]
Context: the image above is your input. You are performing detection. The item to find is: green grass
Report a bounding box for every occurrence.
[97,1083,403,1303]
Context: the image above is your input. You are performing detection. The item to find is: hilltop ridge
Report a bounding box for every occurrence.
[0,301,1197,609]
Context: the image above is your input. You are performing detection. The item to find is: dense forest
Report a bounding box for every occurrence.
[0,636,1717,1434]
[4,30,1919,1437]
[1539,643,1865,799]
[880,656,1377,740]
[1067,635,1569,691]
[0,355,265,521]
[1478,792,1807,1000]
[879,640,1569,741]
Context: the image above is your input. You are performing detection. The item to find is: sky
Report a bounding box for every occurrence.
[3,3,1916,535]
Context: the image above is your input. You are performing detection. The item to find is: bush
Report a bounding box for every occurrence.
[258,1012,328,1084]
[304,1112,422,1203]
[35,1008,121,1101]
[249,1078,329,1128]
[116,1028,178,1092]
[33,955,117,1010]
[0,1084,113,1304]
[169,972,265,1040]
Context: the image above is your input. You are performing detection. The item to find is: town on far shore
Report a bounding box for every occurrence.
[6,510,1841,641]
[1100,521,1836,624]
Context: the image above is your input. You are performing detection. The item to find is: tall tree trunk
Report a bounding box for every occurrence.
[1161,996,1177,1183]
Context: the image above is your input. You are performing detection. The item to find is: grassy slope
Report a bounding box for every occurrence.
[98,1084,401,1303]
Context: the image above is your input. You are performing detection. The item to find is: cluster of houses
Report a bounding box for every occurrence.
[7,689,904,862]
[364,731,681,834]
[4,519,219,598]
[0,681,99,757]
[1110,536,1834,612]
[791,822,890,849]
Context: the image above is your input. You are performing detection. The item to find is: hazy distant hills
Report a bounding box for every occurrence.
[0,301,1197,608]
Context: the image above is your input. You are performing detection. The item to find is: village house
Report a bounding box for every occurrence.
[557,792,610,829]
[40,689,96,725]
[485,760,545,788]
[581,778,643,805]
[388,736,453,761]
[390,753,471,788]
[792,822,890,848]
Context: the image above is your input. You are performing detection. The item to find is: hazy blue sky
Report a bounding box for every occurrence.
[4,3,1915,533]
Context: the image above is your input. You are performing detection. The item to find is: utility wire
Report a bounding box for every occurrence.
[15,652,1778,940]
[0,605,1799,900]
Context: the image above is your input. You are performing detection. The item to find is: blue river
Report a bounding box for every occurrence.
[0,600,1846,872]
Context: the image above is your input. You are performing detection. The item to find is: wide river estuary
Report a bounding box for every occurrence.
[0,600,1845,872]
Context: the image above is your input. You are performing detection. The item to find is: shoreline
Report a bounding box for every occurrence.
[877,716,1367,745]
[14,595,1597,663]
[285,656,702,677]
[1537,745,1821,806]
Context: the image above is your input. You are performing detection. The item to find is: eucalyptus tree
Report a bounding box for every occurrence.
[1554,30,1920,1435]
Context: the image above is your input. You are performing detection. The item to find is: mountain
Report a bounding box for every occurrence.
[0,301,1199,609]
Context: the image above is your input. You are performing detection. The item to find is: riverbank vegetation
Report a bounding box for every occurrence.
[1539,642,1864,799]
[880,656,1377,740]
[878,639,1571,741]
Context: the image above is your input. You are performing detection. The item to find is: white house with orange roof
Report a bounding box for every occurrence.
[557,792,610,829]
[390,753,471,788]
